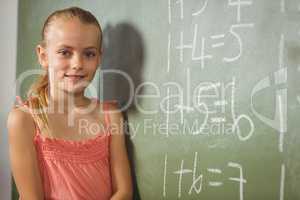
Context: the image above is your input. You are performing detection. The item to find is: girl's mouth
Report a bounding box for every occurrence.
[64,74,85,81]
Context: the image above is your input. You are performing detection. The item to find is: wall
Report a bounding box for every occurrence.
[0,0,19,199]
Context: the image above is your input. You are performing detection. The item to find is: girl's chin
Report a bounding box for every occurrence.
[65,87,86,93]
[54,79,91,94]
[62,79,90,89]
[56,85,86,94]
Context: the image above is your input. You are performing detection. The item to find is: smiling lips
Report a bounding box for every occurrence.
[64,74,85,81]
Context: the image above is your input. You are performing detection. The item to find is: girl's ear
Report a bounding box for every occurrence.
[36,44,48,69]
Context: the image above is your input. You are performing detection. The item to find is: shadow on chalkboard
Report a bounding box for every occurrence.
[287,44,300,65]
[101,22,145,200]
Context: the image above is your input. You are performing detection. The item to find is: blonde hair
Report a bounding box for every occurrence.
[26,6,102,137]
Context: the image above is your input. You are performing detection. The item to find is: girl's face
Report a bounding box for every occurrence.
[37,17,101,95]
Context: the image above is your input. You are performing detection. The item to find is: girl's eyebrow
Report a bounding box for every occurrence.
[57,44,97,50]
[57,44,73,49]
[84,46,98,50]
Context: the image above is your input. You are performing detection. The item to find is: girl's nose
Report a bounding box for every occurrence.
[71,54,84,70]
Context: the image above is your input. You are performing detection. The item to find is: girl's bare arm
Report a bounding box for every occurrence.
[7,106,44,200]
[108,103,133,200]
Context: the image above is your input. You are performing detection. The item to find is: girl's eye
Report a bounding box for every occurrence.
[85,51,96,58]
[58,49,71,57]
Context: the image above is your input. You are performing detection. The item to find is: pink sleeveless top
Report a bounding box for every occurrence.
[18,98,114,200]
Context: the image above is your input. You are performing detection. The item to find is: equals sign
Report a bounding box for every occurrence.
[214,100,227,106]
[175,105,194,112]
[210,34,225,48]
[207,168,223,187]
[211,117,226,123]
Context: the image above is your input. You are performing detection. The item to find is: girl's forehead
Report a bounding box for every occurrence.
[46,18,100,48]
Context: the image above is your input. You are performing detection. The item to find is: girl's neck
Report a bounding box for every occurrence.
[48,90,92,114]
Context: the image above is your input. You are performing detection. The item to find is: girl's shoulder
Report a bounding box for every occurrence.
[101,99,119,108]
[93,99,120,112]
[9,96,35,122]
[8,104,34,126]
[7,101,37,145]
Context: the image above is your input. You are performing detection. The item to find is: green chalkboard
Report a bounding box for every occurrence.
[15,0,300,199]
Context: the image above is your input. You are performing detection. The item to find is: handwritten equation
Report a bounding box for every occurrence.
[167,0,254,71]
[159,0,291,199]
[162,152,285,200]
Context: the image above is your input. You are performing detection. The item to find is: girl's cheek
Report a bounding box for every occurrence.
[48,67,65,80]
[48,60,68,79]
[50,58,69,71]
[88,59,99,69]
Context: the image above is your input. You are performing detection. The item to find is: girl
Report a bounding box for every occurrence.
[7,7,132,200]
